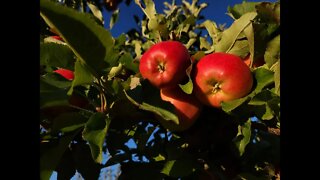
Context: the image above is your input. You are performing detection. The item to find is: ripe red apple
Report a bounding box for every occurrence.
[193,52,253,108]
[159,86,202,131]
[54,68,74,80]
[51,35,63,41]
[139,41,191,89]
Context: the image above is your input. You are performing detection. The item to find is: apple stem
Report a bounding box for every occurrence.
[158,61,166,73]
[212,82,221,94]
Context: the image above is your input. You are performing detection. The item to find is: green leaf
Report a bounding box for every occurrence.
[41,73,72,89]
[135,0,156,19]
[82,112,111,163]
[201,20,220,46]
[256,2,280,25]
[243,22,255,65]
[215,12,257,53]
[40,78,69,108]
[233,119,251,156]
[119,52,139,73]
[178,63,193,94]
[68,60,94,95]
[87,2,104,25]
[124,81,179,125]
[51,112,89,133]
[221,95,250,113]
[40,42,75,70]
[40,131,79,180]
[228,39,249,58]
[253,68,275,92]
[40,0,114,75]
[108,63,123,80]
[272,61,280,96]
[264,35,280,68]
[227,1,259,19]
[161,159,196,178]
[109,9,119,29]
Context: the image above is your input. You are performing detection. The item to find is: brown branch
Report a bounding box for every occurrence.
[251,122,280,136]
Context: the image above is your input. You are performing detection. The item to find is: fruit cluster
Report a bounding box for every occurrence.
[139,41,254,131]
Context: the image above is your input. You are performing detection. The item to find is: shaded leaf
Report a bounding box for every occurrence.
[40,0,114,75]
[124,81,179,125]
[40,131,79,180]
[52,112,89,133]
[179,62,193,94]
[215,12,257,53]
[228,39,249,58]
[161,159,196,178]
[40,78,69,108]
[264,35,280,68]
[82,112,111,163]
[233,119,251,156]
[253,68,274,92]
[40,42,75,70]
[68,60,94,95]
[41,73,73,89]
[119,52,139,73]
[272,61,280,96]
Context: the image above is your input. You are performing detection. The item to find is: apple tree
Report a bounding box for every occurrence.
[40,0,280,179]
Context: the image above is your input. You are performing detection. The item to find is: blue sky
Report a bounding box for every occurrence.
[49,0,277,179]
[106,0,277,37]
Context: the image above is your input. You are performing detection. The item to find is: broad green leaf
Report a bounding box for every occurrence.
[40,78,69,108]
[52,112,89,133]
[221,95,250,113]
[40,0,114,75]
[264,35,280,68]
[228,39,249,58]
[68,60,94,95]
[124,81,179,125]
[82,112,111,163]
[191,51,205,62]
[40,42,75,70]
[41,73,72,89]
[215,12,257,53]
[199,37,211,50]
[109,9,119,29]
[40,130,79,180]
[253,68,275,92]
[161,159,196,178]
[233,119,251,156]
[119,52,139,73]
[248,90,276,106]
[227,1,259,19]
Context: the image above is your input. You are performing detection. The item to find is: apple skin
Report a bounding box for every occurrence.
[139,41,190,89]
[54,68,74,80]
[193,52,253,108]
[159,86,203,132]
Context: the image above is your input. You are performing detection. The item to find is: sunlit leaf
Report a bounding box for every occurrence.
[215,12,257,53]
[40,0,114,76]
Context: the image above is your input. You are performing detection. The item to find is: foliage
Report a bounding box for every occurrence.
[40,0,280,179]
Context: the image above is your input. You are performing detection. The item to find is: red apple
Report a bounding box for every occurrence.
[159,86,202,131]
[193,52,253,108]
[51,35,63,41]
[54,68,74,80]
[139,41,191,89]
